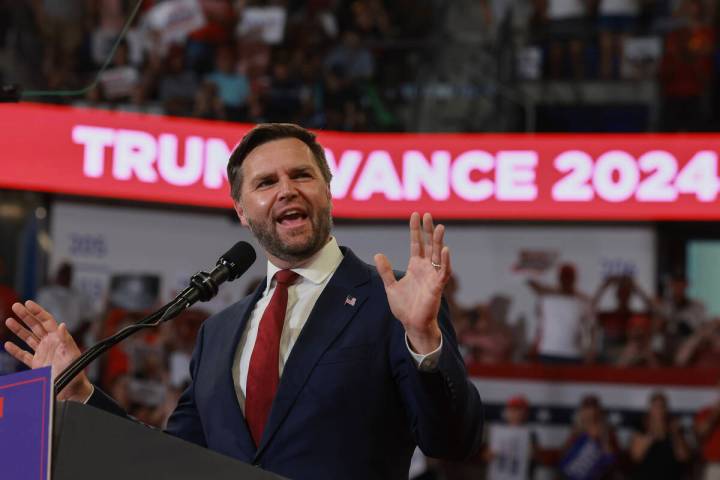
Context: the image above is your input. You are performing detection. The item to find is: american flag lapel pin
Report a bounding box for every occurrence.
[344,295,356,307]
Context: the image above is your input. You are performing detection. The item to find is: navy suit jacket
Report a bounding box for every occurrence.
[91,247,483,479]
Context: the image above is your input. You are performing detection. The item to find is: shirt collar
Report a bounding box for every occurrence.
[264,237,343,293]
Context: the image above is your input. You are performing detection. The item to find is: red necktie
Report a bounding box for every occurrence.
[245,269,299,447]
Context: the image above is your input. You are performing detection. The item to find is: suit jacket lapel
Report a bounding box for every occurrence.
[217,280,266,452]
[254,249,371,459]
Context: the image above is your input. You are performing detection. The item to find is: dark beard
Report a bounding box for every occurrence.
[247,204,333,264]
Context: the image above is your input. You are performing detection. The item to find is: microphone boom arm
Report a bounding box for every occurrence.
[55,272,218,395]
[54,291,186,395]
[53,241,255,396]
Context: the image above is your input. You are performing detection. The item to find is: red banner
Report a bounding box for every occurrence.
[3,103,720,220]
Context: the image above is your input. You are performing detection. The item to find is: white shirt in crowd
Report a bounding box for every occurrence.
[599,0,640,16]
[232,237,442,412]
[547,0,586,20]
[169,350,192,388]
[537,293,592,359]
[35,285,93,333]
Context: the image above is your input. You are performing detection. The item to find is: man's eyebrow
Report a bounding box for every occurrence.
[289,166,313,174]
[251,172,276,183]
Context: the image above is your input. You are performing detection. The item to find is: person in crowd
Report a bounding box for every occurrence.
[460,304,515,365]
[442,273,476,342]
[153,45,200,117]
[658,0,716,131]
[338,0,392,41]
[322,64,365,131]
[559,394,621,480]
[185,0,236,73]
[192,79,226,120]
[35,262,94,347]
[591,274,657,362]
[324,30,375,81]
[4,123,483,479]
[205,44,251,121]
[7,0,434,132]
[528,263,595,364]
[88,0,135,67]
[674,318,720,367]
[484,395,540,480]
[694,381,720,480]
[629,392,690,480]
[264,60,303,123]
[295,53,325,128]
[616,313,662,367]
[660,271,708,352]
[100,310,146,389]
[90,40,142,105]
[597,0,642,79]
[32,0,85,80]
[536,0,592,79]
[163,308,208,391]
[125,337,168,420]
[235,33,272,92]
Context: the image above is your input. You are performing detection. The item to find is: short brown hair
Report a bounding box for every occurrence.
[227,123,332,200]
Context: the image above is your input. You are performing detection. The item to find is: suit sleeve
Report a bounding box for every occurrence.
[391,297,484,460]
[85,323,208,448]
[86,385,131,417]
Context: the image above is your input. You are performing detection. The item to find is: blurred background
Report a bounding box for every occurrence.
[2,0,720,479]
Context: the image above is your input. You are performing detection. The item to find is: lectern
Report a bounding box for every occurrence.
[52,401,285,480]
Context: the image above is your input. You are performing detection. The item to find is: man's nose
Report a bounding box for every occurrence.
[277,177,298,199]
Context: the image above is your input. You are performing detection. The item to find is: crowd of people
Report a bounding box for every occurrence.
[447,262,715,371]
[2,2,720,478]
[524,0,714,79]
[461,390,716,480]
[1,0,437,131]
[3,259,716,383]
[2,257,720,479]
[2,0,720,132]
[0,263,191,420]
[523,0,719,131]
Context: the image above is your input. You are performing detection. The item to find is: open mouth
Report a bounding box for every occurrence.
[276,210,309,228]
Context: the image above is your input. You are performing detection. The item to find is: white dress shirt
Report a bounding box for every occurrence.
[232,237,442,412]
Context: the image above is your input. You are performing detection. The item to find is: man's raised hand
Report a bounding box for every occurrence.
[4,300,93,401]
[374,212,451,354]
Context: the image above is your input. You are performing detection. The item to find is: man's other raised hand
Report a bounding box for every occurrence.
[374,212,451,354]
[4,300,93,401]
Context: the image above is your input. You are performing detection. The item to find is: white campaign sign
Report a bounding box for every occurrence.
[142,0,206,46]
[488,425,532,480]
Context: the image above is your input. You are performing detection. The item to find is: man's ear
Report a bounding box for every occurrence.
[233,199,249,227]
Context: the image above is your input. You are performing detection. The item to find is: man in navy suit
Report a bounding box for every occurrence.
[5,124,483,479]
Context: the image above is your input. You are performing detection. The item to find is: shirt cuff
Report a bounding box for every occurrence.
[405,333,443,372]
[81,384,95,404]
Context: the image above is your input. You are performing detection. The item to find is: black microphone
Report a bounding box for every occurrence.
[54,241,256,393]
[164,241,256,317]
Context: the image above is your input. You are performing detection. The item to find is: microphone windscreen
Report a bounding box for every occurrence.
[219,241,256,281]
